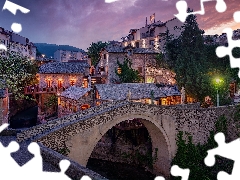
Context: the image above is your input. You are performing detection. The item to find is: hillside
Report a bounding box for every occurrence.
[34,43,85,58]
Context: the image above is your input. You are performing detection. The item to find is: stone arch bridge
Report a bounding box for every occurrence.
[17,101,237,178]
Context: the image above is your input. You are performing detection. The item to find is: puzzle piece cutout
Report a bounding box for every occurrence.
[204,132,240,180]
[175,0,227,22]
[171,165,190,180]
[0,123,92,180]
[154,165,190,180]
[2,0,30,33]
[216,10,240,78]
[0,0,31,50]
[2,0,30,15]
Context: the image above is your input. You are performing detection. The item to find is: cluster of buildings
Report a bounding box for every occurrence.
[0,27,36,59]
[24,16,187,123]
[4,15,236,125]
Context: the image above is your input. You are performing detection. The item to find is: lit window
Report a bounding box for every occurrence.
[47,78,51,88]
[58,79,63,89]
[70,79,75,86]
[117,67,122,74]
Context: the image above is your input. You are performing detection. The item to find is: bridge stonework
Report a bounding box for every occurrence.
[17,101,239,178]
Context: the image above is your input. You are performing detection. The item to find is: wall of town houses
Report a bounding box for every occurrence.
[38,73,84,89]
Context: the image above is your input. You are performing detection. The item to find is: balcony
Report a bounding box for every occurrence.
[24,85,66,95]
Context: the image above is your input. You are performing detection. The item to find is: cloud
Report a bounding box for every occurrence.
[0,0,239,50]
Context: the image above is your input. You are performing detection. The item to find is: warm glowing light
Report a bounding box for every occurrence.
[215,78,221,83]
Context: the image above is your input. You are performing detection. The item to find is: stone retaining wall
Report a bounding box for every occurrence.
[39,143,108,180]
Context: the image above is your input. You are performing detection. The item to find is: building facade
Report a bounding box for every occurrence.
[25,61,90,123]
[92,18,183,85]
[54,50,88,62]
[121,17,183,51]
[94,43,176,85]
[0,27,36,60]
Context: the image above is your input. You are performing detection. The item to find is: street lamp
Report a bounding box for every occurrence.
[215,78,222,107]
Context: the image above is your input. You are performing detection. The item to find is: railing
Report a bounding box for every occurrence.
[24,86,66,94]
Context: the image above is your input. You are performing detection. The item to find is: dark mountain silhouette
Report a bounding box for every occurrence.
[34,43,85,58]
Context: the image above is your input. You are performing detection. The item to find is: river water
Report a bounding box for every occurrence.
[87,158,156,180]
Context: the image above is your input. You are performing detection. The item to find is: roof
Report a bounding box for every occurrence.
[95,83,180,101]
[38,61,90,74]
[105,44,160,54]
[60,86,92,100]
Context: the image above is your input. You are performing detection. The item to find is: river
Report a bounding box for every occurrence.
[87,158,156,180]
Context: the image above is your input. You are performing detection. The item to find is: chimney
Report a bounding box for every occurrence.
[145,17,147,27]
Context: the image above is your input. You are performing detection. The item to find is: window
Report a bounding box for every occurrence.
[149,40,154,46]
[70,79,75,86]
[103,54,106,59]
[117,67,122,74]
[127,50,133,56]
[135,42,139,48]
[47,79,51,88]
[83,78,88,88]
[58,79,63,89]
[100,66,105,72]
[137,67,142,73]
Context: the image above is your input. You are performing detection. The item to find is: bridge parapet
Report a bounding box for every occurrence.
[31,102,206,150]
[17,100,131,142]
[17,101,239,147]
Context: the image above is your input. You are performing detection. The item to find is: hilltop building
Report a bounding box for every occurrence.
[0,27,36,59]
[93,17,183,85]
[54,50,88,62]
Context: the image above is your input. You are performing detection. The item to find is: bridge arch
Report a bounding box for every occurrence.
[65,112,175,177]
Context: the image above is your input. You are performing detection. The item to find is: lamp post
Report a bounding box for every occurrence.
[215,78,222,107]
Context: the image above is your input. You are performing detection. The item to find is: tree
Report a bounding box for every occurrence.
[164,9,240,105]
[155,52,169,69]
[87,41,108,67]
[171,115,232,180]
[44,94,58,118]
[115,57,142,83]
[174,9,209,102]
[0,52,38,99]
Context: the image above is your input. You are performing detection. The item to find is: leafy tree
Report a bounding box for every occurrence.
[115,57,142,83]
[171,115,233,180]
[155,52,169,69]
[44,94,58,119]
[87,41,108,67]
[0,52,38,99]
[173,9,208,102]
[164,8,239,104]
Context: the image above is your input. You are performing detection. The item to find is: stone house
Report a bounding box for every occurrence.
[95,43,176,85]
[54,50,88,62]
[0,27,36,60]
[94,83,181,105]
[121,17,183,51]
[58,86,92,118]
[25,61,90,123]
[93,18,183,85]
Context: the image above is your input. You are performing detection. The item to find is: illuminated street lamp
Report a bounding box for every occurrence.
[215,78,222,107]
